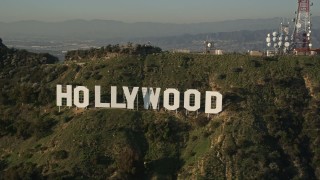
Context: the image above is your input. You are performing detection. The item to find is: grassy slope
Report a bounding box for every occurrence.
[0,53,320,179]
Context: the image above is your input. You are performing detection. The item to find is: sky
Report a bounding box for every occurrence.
[0,0,319,23]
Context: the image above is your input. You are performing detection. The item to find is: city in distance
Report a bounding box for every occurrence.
[0,16,319,59]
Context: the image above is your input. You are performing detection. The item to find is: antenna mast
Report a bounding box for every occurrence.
[292,0,313,51]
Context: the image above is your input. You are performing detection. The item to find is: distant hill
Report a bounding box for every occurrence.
[0,17,319,40]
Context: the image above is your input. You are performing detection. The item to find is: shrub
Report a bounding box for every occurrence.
[0,163,43,180]
[51,150,69,160]
[194,116,210,127]
[92,73,103,80]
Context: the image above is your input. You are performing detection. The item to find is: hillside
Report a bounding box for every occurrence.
[0,38,58,68]
[0,42,320,179]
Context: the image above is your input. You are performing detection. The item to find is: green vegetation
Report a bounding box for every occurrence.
[65,43,162,61]
[0,41,320,179]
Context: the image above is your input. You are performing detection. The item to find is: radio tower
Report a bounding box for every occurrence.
[292,0,313,51]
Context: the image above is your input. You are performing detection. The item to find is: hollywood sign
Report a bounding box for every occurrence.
[56,85,223,114]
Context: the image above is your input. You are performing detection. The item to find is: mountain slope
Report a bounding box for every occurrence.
[0,43,320,179]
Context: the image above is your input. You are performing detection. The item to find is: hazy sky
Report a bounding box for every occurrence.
[0,0,319,23]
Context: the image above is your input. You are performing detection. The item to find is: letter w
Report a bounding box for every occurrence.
[141,87,161,110]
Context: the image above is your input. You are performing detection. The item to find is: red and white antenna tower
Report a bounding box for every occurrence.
[292,0,313,51]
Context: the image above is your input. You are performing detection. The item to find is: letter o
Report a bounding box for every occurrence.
[163,89,180,111]
[74,86,89,108]
[184,89,201,111]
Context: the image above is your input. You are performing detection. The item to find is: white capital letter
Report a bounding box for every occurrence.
[123,86,139,109]
[142,87,161,110]
[74,86,89,108]
[111,86,126,109]
[56,85,72,107]
[95,86,110,108]
[205,91,223,114]
[163,88,180,111]
[184,89,201,111]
